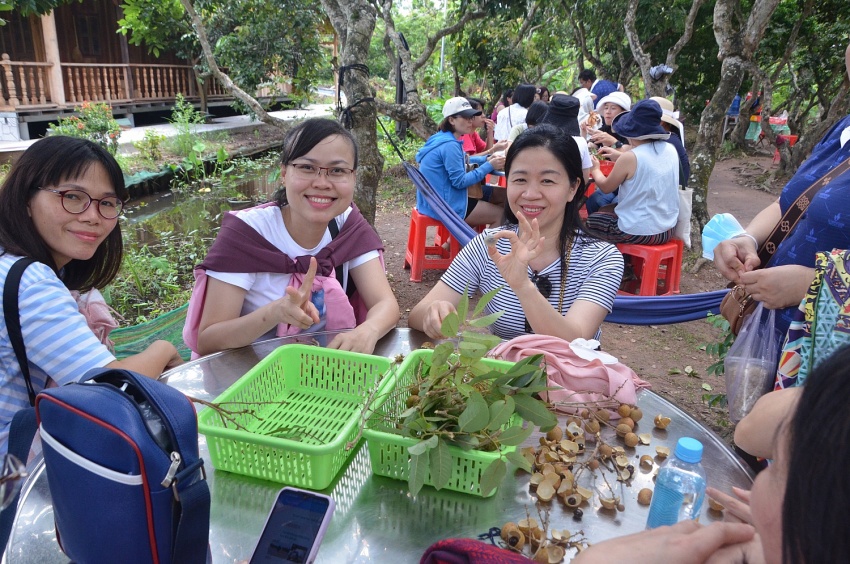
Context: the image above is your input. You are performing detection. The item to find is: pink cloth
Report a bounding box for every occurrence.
[70,288,118,351]
[489,335,650,416]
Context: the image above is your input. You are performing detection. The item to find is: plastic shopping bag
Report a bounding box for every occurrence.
[724,303,781,422]
[674,187,693,248]
[702,213,746,260]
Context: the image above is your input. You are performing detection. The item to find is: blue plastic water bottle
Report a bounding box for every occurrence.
[646,437,707,529]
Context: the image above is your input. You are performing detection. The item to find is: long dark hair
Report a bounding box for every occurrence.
[502,124,585,277]
[275,118,358,206]
[512,84,537,109]
[0,136,126,292]
[783,344,850,562]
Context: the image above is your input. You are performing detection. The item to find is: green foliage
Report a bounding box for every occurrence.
[133,129,167,164]
[48,102,121,155]
[702,313,735,408]
[118,0,192,59]
[0,162,10,185]
[378,287,557,496]
[167,94,206,158]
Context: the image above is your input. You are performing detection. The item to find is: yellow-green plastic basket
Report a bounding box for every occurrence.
[197,344,393,490]
[363,349,521,497]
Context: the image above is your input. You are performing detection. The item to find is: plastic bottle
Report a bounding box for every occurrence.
[645,437,707,529]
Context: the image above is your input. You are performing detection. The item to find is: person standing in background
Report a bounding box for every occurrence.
[494,84,537,142]
[578,69,624,108]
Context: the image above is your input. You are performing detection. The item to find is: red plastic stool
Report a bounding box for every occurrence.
[404,208,461,282]
[773,134,798,164]
[616,238,683,296]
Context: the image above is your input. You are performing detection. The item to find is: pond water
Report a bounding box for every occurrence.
[120,164,279,250]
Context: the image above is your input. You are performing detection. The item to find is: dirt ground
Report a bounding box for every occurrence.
[373,150,780,441]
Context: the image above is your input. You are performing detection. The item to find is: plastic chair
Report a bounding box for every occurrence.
[773,134,798,164]
[616,239,683,296]
[404,208,461,282]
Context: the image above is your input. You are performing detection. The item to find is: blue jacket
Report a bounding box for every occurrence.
[414,131,494,220]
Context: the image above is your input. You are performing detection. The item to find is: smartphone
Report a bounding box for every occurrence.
[249,487,335,564]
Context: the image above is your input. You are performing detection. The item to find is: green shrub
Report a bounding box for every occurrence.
[49,102,121,155]
[168,93,206,157]
[133,129,167,164]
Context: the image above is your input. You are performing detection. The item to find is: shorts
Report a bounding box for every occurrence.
[465,197,479,218]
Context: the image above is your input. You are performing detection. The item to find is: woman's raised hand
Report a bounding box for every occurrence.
[486,211,544,289]
[275,257,321,329]
[420,300,458,340]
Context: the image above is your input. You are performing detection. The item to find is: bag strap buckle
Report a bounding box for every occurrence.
[731,285,753,316]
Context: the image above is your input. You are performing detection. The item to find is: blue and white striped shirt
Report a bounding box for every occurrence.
[441,228,623,340]
[0,252,115,455]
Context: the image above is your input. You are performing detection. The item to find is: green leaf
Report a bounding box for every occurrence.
[440,312,460,338]
[461,331,502,351]
[456,286,469,323]
[512,394,558,430]
[408,439,432,456]
[505,450,532,472]
[453,371,474,397]
[488,396,515,429]
[469,311,503,327]
[409,452,427,496]
[429,438,452,490]
[458,391,489,433]
[497,424,534,446]
[473,286,503,316]
[480,458,506,496]
[701,382,712,391]
[458,341,488,360]
[431,342,454,367]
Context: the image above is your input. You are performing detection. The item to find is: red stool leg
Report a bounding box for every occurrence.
[408,212,426,282]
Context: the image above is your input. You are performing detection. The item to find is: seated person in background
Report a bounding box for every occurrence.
[650,96,690,187]
[572,87,597,129]
[0,137,183,456]
[507,100,549,143]
[540,93,594,183]
[585,91,631,149]
[461,98,507,157]
[491,89,512,122]
[192,118,399,356]
[416,98,506,227]
[585,99,679,245]
[494,84,537,141]
[578,68,624,108]
[409,125,623,342]
[576,344,850,564]
[537,85,551,103]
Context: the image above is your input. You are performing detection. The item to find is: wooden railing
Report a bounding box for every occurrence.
[63,63,132,104]
[0,54,52,109]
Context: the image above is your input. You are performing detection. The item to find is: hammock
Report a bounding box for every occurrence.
[112,303,192,360]
[402,162,727,326]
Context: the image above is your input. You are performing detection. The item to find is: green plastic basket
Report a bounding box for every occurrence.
[197,344,394,490]
[363,349,521,497]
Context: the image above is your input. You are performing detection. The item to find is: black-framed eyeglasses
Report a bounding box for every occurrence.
[525,271,551,333]
[288,163,355,182]
[38,187,124,219]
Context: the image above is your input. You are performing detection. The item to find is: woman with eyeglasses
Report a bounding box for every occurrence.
[0,136,182,457]
[410,125,623,341]
[190,118,399,356]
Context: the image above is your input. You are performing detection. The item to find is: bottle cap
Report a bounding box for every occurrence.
[674,437,703,463]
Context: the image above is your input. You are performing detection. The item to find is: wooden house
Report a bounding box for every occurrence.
[0,0,234,141]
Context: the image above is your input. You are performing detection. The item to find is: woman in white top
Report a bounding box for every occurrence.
[494,84,537,141]
[585,99,679,245]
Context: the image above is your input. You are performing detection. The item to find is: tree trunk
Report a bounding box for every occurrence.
[687,0,781,254]
[319,0,382,224]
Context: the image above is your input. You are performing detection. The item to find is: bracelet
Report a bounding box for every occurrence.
[733,232,759,248]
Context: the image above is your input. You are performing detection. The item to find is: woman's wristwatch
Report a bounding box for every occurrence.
[614,141,624,149]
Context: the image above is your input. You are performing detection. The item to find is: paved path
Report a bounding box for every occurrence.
[0,104,335,158]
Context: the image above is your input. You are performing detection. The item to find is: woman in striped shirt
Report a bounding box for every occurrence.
[0,137,182,456]
[409,125,623,341]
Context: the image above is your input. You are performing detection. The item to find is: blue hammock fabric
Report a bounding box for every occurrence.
[401,161,727,326]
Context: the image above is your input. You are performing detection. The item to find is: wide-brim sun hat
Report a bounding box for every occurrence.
[649,96,683,130]
[596,91,632,112]
[442,97,481,119]
[612,99,670,140]
[541,93,581,136]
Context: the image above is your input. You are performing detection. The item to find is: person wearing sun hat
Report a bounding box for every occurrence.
[584,99,680,245]
[415,97,506,227]
[587,91,631,149]
[541,93,593,181]
[650,96,690,187]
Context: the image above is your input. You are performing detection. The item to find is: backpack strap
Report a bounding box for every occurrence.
[327,219,357,298]
[0,257,38,552]
[3,258,36,406]
[170,462,211,564]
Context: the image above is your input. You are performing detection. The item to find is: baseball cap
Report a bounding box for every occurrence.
[442,97,482,119]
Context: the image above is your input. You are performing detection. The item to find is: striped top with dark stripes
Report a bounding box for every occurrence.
[441,227,623,340]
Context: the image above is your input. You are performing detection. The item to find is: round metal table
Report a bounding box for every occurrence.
[4,328,753,563]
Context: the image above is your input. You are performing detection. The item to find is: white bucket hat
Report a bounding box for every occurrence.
[596,91,632,112]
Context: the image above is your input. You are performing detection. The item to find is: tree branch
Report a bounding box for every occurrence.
[666,0,709,65]
[412,8,488,71]
[179,0,287,128]
[512,1,541,50]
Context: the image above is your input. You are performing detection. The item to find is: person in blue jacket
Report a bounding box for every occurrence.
[416,97,506,227]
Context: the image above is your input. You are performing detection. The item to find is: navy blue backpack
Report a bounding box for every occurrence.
[35,368,210,564]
